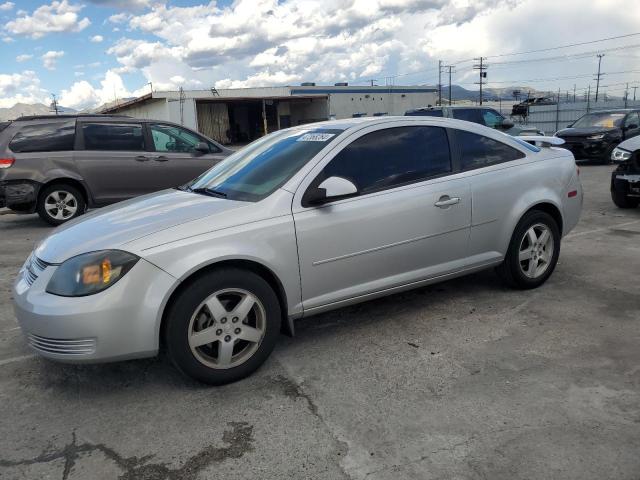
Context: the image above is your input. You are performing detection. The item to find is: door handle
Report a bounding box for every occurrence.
[434,195,460,208]
[154,156,169,162]
[134,155,149,162]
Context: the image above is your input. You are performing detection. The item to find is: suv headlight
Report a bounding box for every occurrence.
[46,250,139,297]
[611,147,632,162]
[587,133,606,140]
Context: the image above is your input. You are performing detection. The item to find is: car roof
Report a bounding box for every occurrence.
[13,114,131,121]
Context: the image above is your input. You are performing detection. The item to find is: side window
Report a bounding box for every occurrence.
[624,112,639,128]
[82,123,144,151]
[452,109,484,124]
[9,121,76,153]
[321,126,451,195]
[457,130,525,170]
[482,109,504,128]
[150,124,218,153]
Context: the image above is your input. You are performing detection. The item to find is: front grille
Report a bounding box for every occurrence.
[27,334,96,355]
[23,255,49,286]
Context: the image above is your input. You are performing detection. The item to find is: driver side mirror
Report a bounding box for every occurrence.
[499,118,514,130]
[194,142,210,153]
[305,176,358,206]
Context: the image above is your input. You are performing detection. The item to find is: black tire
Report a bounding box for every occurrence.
[496,210,561,289]
[611,189,639,209]
[165,268,281,385]
[36,183,86,226]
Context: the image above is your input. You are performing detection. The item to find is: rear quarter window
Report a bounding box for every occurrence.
[9,121,76,153]
[457,130,525,170]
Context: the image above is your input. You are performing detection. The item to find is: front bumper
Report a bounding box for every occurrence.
[0,180,39,211]
[559,138,612,160]
[612,171,640,197]
[12,256,176,363]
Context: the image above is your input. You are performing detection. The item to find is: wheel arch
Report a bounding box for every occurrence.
[525,201,564,236]
[158,258,294,349]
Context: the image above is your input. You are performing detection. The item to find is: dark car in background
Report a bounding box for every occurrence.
[0,115,231,225]
[511,97,556,117]
[610,135,640,209]
[554,109,640,163]
[405,106,543,136]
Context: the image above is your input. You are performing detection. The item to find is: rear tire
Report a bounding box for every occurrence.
[611,190,639,209]
[165,268,281,385]
[496,210,561,289]
[36,184,86,225]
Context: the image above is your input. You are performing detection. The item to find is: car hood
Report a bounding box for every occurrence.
[617,135,640,152]
[35,189,249,264]
[555,126,619,137]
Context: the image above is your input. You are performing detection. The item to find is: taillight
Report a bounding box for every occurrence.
[0,158,14,169]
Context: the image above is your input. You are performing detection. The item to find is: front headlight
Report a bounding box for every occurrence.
[611,147,632,162]
[46,250,139,297]
[587,133,606,140]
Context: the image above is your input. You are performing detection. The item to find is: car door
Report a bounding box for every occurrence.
[292,124,471,311]
[146,123,228,189]
[623,112,640,140]
[75,121,153,204]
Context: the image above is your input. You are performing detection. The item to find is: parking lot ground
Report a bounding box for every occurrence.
[0,165,639,480]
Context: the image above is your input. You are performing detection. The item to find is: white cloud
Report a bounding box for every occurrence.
[59,69,148,110]
[90,34,104,42]
[6,0,91,39]
[41,50,65,70]
[16,54,33,62]
[2,36,14,43]
[108,12,129,23]
[0,70,48,108]
[88,0,150,9]
[0,2,14,11]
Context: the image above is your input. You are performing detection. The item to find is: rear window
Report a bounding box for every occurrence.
[82,123,145,151]
[405,109,443,117]
[9,121,76,153]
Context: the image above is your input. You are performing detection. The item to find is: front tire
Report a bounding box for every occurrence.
[496,210,561,289]
[611,190,639,209]
[36,184,86,225]
[165,268,281,385]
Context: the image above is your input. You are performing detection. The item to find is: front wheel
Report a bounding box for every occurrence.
[165,268,281,385]
[496,210,561,289]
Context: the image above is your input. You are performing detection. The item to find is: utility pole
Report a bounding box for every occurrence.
[438,60,443,106]
[633,86,638,102]
[446,65,455,105]
[625,82,629,108]
[573,84,576,102]
[594,54,604,102]
[473,57,487,105]
[587,84,591,112]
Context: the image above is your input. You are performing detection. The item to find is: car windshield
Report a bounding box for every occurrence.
[186,128,343,202]
[572,112,626,129]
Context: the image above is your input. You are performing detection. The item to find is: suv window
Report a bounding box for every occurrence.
[481,109,504,128]
[82,123,145,151]
[9,120,76,153]
[321,126,451,195]
[624,112,640,128]
[452,109,484,124]
[457,130,525,170]
[150,123,219,153]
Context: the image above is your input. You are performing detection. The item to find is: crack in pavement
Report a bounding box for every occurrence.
[0,422,254,480]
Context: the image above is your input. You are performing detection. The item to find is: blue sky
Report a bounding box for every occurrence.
[1,0,639,110]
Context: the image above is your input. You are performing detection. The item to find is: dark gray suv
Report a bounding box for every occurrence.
[0,114,230,224]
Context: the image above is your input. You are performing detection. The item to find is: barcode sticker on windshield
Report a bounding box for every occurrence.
[297,133,335,142]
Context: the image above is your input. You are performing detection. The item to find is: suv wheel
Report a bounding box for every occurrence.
[611,189,639,209]
[496,210,561,289]
[165,268,281,385]
[37,184,86,225]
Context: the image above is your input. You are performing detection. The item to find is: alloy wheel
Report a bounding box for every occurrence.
[188,288,266,369]
[518,223,554,279]
[44,190,78,221]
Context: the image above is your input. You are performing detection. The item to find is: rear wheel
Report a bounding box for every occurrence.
[36,184,86,225]
[611,190,639,209]
[165,268,281,385]
[496,210,561,289]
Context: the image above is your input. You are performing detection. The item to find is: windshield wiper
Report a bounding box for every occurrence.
[188,187,228,198]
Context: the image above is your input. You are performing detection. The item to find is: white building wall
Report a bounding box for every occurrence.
[328,91,437,118]
[116,99,169,122]
[167,98,198,130]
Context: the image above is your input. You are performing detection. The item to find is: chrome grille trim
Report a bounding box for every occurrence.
[27,334,96,355]
[23,255,50,287]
